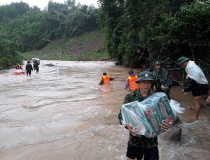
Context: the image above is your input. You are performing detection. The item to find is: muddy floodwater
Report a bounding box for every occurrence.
[0,61,210,160]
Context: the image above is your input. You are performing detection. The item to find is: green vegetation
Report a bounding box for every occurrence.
[99,0,210,70]
[21,30,109,61]
[0,0,100,68]
[0,0,210,71]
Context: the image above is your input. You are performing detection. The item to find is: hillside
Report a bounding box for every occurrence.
[22,30,111,61]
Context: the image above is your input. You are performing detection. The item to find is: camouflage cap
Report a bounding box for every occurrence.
[136,71,154,82]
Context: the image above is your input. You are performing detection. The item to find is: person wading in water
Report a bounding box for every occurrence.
[153,61,172,100]
[118,70,171,160]
[99,72,115,85]
[177,56,208,122]
[125,70,139,92]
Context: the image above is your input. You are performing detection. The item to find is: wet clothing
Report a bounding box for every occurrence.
[126,142,159,160]
[33,61,39,73]
[125,73,139,91]
[102,75,110,84]
[99,75,114,85]
[118,89,159,159]
[26,63,33,76]
[184,61,208,97]
[185,60,208,84]
[184,79,208,97]
[153,67,172,99]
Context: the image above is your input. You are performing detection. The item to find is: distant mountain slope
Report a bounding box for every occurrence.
[22,30,110,61]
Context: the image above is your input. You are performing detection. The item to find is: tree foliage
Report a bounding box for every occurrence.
[99,0,210,68]
[0,0,210,70]
[0,0,99,68]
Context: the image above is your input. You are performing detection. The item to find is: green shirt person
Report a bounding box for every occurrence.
[153,61,172,99]
[118,70,170,160]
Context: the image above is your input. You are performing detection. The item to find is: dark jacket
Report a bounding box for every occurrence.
[26,63,33,71]
[153,68,172,90]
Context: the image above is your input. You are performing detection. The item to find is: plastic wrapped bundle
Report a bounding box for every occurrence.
[32,58,40,65]
[121,92,184,138]
[121,101,153,137]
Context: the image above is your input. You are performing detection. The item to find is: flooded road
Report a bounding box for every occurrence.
[0,61,210,160]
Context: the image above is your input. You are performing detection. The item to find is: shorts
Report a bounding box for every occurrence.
[126,142,159,160]
[192,83,208,97]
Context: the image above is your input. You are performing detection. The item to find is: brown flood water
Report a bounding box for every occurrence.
[0,61,210,160]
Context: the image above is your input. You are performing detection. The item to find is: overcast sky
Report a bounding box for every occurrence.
[0,0,99,10]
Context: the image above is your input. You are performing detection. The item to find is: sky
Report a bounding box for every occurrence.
[0,0,99,10]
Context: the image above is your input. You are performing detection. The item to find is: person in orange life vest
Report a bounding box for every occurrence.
[16,64,22,69]
[99,72,115,85]
[125,70,139,91]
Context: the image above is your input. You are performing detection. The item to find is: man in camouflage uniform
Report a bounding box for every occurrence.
[153,61,172,99]
[118,70,170,160]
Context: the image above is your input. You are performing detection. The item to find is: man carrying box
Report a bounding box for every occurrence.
[118,70,171,160]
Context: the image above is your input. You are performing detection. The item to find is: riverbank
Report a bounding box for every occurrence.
[21,30,109,61]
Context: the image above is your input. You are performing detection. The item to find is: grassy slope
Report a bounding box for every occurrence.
[22,30,111,61]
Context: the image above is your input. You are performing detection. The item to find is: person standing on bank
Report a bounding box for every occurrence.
[153,61,172,99]
[177,56,208,122]
[99,72,115,85]
[125,70,139,92]
[25,60,33,76]
[118,71,171,160]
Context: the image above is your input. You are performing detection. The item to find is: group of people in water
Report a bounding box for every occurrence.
[15,59,40,76]
[100,56,209,160]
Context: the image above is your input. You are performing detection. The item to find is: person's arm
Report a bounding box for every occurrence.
[164,69,172,88]
[183,78,194,93]
[161,120,171,131]
[159,69,170,90]
[125,78,129,89]
[99,78,103,85]
[110,77,115,81]
[126,124,137,136]
[118,93,133,125]
[206,96,210,105]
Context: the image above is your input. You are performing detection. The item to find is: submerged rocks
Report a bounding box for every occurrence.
[45,63,54,67]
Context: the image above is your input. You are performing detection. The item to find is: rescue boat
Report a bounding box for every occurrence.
[13,69,25,76]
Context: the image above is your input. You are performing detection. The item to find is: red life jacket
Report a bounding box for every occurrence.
[102,75,110,85]
[128,75,139,91]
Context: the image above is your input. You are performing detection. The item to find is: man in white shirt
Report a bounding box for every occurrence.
[177,56,208,122]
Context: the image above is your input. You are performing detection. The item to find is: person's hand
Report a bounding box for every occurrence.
[153,86,156,91]
[206,96,210,105]
[161,120,171,131]
[181,89,188,94]
[161,85,165,90]
[126,124,137,136]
